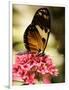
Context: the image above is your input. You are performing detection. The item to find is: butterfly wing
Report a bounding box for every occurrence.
[35,25,50,53]
[31,8,51,53]
[24,24,44,52]
[32,8,51,32]
[24,8,51,53]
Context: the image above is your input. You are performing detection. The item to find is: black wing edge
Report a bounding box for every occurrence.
[24,27,30,51]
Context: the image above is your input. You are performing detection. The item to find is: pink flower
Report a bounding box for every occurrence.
[23,64,31,71]
[46,58,52,65]
[42,74,52,84]
[24,73,37,84]
[43,78,51,84]
[37,64,48,74]
[13,73,23,82]
[12,64,23,81]
[12,64,19,73]
[12,52,59,84]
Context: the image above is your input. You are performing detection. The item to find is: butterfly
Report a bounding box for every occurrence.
[24,8,51,54]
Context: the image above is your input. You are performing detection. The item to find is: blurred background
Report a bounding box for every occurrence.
[12,4,65,85]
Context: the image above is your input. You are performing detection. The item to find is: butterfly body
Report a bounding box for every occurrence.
[24,8,51,54]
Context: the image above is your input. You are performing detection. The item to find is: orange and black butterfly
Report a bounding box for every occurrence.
[24,8,51,54]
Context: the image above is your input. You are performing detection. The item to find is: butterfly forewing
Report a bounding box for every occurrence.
[32,8,51,31]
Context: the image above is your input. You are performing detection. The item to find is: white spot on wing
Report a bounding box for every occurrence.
[38,12,42,16]
[36,25,49,40]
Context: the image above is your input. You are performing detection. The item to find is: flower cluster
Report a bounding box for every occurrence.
[12,52,59,84]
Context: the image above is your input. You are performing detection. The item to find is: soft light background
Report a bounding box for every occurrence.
[12,4,65,85]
